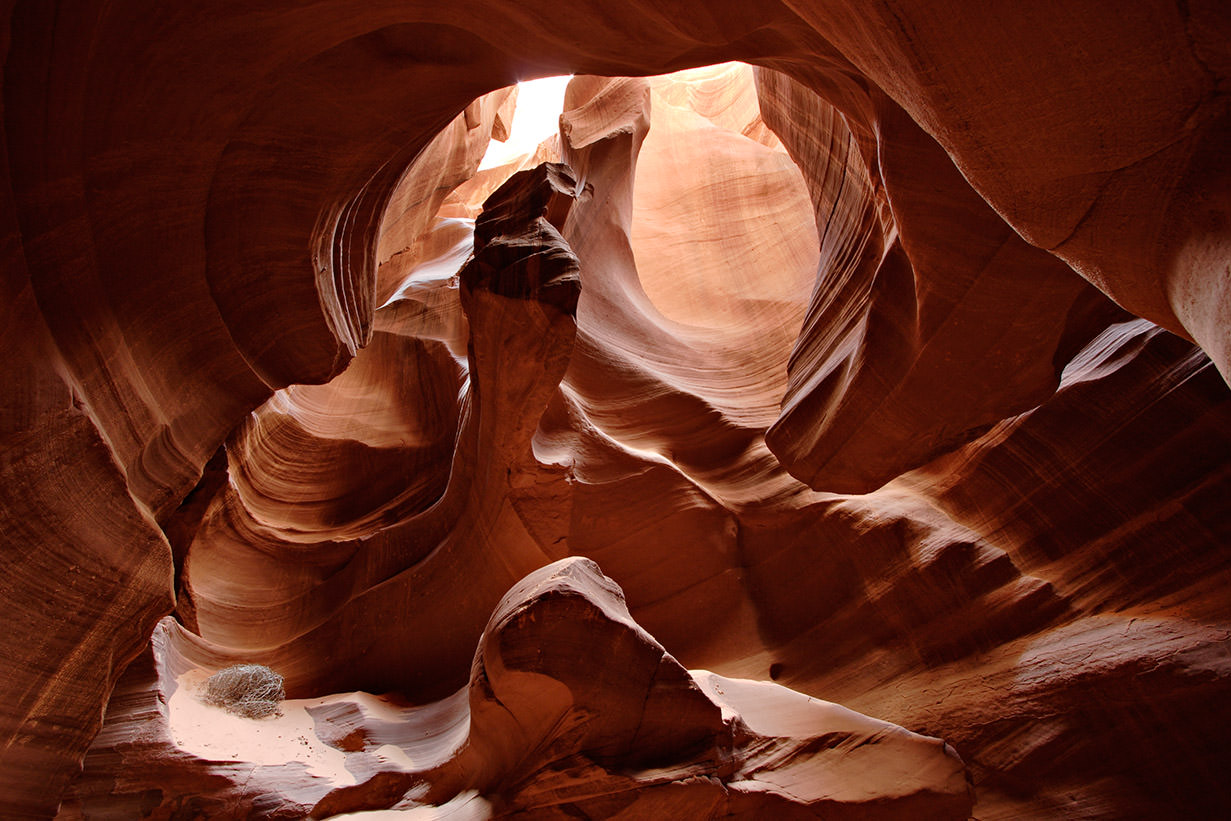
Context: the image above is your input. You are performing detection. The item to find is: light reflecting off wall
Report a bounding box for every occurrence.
[478,75,571,170]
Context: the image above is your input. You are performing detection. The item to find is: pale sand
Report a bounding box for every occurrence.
[168,668,356,786]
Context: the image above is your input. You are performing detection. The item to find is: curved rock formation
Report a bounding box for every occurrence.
[61,560,972,819]
[1,3,1228,819]
[757,69,1129,492]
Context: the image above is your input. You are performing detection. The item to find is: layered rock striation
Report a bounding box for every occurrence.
[61,560,973,819]
[0,3,1228,818]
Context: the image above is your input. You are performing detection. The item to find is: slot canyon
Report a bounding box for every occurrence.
[1,3,1229,819]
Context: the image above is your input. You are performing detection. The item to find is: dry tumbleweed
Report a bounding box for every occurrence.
[200,664,285,718]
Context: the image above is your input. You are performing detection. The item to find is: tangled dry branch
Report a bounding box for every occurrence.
[200,664,285,718]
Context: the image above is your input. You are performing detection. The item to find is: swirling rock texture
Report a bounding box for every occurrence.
[59,560,971,819]
[1,3,1228,819]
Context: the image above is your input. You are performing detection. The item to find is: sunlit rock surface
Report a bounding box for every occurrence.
[60,561,972,819]
[1,3,1228,818]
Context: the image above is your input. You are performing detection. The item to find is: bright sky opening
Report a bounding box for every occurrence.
[478,75,571,170]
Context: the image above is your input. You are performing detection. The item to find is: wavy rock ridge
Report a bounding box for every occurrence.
[63,560,972,819]
[1,3,1229,819]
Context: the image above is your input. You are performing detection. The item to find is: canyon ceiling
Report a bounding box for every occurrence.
[1,1,1229,818]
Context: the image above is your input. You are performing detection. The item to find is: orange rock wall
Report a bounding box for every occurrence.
[0,2,1228,818]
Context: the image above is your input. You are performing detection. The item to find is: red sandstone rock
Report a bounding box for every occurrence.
[62,560,973,819]
[757,68,1130,493]
[0,4,1228,819]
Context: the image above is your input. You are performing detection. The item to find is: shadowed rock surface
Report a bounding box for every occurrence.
[0,3,1228,818]
[59,560,973,820]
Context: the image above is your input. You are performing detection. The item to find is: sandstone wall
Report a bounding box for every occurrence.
[1,2,1228,817]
